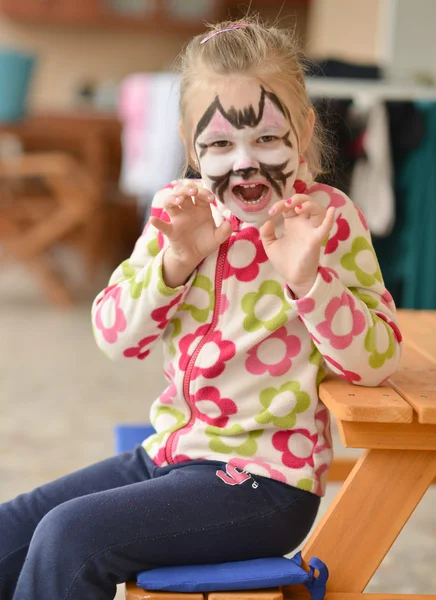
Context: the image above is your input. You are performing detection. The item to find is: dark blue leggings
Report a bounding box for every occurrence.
[0,446,320,600]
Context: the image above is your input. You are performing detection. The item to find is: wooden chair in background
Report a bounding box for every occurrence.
[0,152,97,305]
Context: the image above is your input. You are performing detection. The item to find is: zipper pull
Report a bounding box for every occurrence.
[230,214,240,232]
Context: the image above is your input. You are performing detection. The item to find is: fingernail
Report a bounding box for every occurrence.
[188,187,196,194]
[269,207,276,215]
[285,199,293,206]
[175,196,182,202]
[296,204,303,210]
[208,193,215,201]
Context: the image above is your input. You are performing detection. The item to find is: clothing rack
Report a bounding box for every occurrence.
[306,77,436,102]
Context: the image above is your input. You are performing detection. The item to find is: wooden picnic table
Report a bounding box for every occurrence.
[126,309,436,600]
[299,308,436,599]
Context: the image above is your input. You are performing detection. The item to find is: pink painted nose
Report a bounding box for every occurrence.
[233,158,259,172]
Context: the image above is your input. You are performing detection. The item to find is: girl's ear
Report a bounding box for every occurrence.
[299,108,315,154]
[180,122,197,168]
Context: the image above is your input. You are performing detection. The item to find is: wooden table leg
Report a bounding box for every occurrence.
[301,448,436,592]
[27,255,73,306]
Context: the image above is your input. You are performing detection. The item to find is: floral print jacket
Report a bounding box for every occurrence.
[92,161,402,496]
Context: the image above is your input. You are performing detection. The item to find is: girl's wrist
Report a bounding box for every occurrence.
[286,279,315,299]
[162,249,197,288]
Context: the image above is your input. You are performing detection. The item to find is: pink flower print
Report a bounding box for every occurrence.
[153,447,167,467]
[273,428,317,469]
[178,326,236,379]
[324,355,361,383]
[380,290,394,310]
[319,266,339,283]
[193,386,237,427]
[245,327,301,377]
[229,458,287,483]
[314,463,329,496]
[223,227,268,283]
[172,454,193,464]
[325,213,350,255]
[94,285,127,344]
[317,292,366,349]
[153,447,192,466]
[161,181,179,191]
[355,204,369,231]
[191,330,236,379]
[178,324,209,372]
[161,364,176,404]
[220,294,230,315]
[313,407,332,454]
[95,283,117,307]
[151,294,183,330]
[147,207,169,256]
[295,297,316,316]
[374,312,403,344]
[308,183,346,209]
[123,334,159,360]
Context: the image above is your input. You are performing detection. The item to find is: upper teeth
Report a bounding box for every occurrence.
[240,183,258,188]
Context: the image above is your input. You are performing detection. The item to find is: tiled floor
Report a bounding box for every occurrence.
[1,263,435,597]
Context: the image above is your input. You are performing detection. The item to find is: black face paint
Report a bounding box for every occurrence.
[208,160,293,204]
[197,142,208,158]
[281,130,293,148]
[259,161,295,197]
[209,172,232,203]
[194,86,298,150]
[233,167,258,179]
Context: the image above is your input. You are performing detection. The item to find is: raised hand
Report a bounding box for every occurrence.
[260,194,336,297]
[150,184,232,288]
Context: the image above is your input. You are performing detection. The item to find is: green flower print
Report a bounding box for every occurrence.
[168,318,182,356]
[309,341,327,387]
[364,313,395,369]
[341,237,383,287]
[296,478,313,492]
[242,280,291,333]
[255,381,310,429]
[206,425,263,456]
[181,275,214,323]
[146,233,160,258]
[145,406,185,452]
[122,260,152,299]
[157,264,180,297]
[349,287,379,309]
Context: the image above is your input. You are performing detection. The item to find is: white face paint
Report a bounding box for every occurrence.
[193,82,300,225]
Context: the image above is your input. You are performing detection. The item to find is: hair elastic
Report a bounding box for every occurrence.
[200,23,251,45]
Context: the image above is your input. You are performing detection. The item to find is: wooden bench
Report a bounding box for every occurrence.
[126,309,436,600]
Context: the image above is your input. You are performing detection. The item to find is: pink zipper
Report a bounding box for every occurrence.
[166,238,231,463]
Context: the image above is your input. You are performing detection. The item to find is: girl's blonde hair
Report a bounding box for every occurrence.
[176,15,328,177]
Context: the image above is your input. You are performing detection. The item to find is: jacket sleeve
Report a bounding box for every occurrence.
[91,183,196,361]
[285,190,403,387]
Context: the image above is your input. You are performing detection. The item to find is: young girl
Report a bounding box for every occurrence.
[0,17,402,600]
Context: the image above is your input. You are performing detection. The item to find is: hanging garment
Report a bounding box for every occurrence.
[118,72,184,200]
[349,101,395,237]
[395,103,436,309]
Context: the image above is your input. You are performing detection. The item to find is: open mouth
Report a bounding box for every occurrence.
[230,182,271,212]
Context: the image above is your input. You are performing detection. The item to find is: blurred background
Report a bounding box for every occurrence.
[1,0,436,596]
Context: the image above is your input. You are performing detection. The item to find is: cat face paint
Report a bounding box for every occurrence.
[193,82,300,224]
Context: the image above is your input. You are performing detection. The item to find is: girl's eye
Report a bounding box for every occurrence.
[258,135,278,144]
[211,140,232,148]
